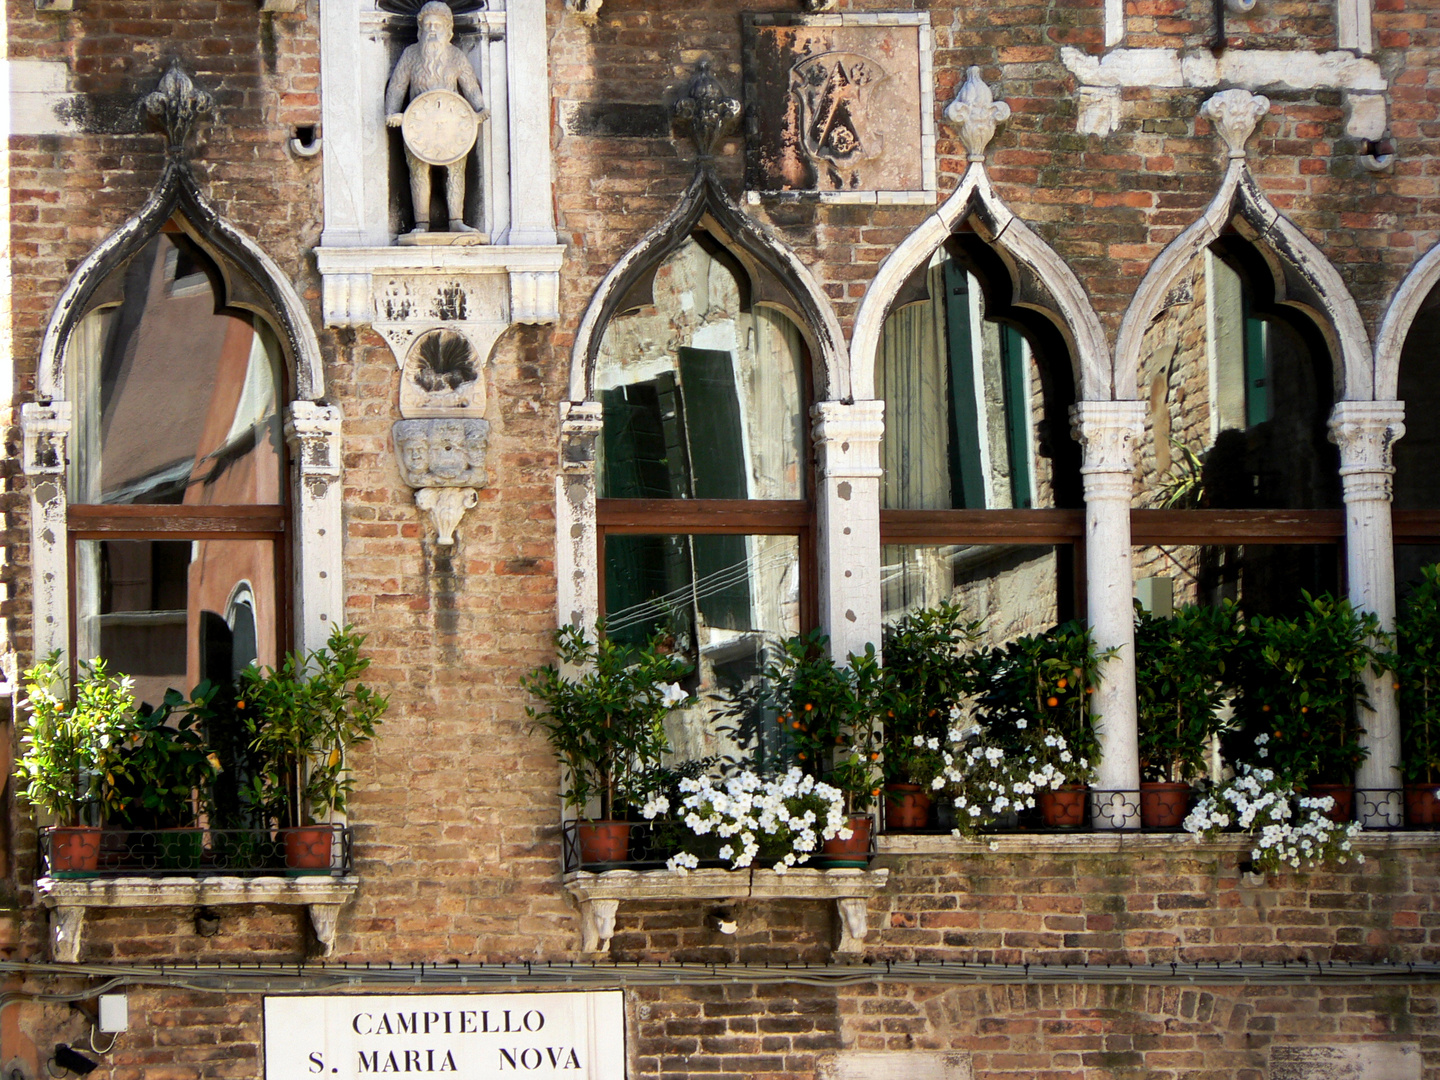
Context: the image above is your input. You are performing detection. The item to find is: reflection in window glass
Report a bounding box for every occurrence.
[604,533,800,769]
[881,544,1062,646]
[1133,247,1337,514]
[877,250,1053,511]
[595,237,807,502]
[76,538,277,707]
[1131,544,1339,618]
[67,233,285,507]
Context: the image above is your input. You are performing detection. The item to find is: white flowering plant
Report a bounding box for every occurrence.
[1182,763,1363,873]
[642,767,852,874]
[933,713,1091,838]
[879,603,983,788]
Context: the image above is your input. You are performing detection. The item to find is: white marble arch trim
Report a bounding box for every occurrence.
[1374,240,1440,401]
[567,168,849,405]
[36,170,326,405]
[1112,162,1373,403]
[849,161,1112,403]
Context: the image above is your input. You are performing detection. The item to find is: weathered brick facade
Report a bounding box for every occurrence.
[3,0,1440,1078]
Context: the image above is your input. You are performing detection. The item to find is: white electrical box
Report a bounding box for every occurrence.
[98,993,128,1033]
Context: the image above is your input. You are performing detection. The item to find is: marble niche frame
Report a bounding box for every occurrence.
[315,0,564,353]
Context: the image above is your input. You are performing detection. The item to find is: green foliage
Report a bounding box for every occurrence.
[523,623,690,821]
[107,684,221,829]
[1224,592,1382,785]
[966,619,1108,780]
[1395,565,1440,784]
[879,603,983,786]
[1134,601,1241,782]
[240,625,390,828]
[765,630,884,812]
[14,654,135,825]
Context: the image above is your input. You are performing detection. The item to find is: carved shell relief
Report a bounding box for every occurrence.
[400,329,485,418]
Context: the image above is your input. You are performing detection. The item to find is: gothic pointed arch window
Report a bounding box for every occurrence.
[875,228,1084,644]
[1391,279,1440,597]
[1129,232,1342,616]
[63,221,290,705]
[593,228,814,767]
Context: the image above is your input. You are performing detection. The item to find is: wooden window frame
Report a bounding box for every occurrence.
[65,504,291,683]
[596,498,817,635]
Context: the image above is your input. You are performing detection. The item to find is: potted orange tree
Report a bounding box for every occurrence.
[1134,602,1240,827]
[1394,565,1440,825]
[524,624,690,865]
[14,654,134,876]
[240,625,389,873]
[879,603,981,830]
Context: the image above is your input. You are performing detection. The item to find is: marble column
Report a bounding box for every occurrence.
[556,401,604,633]
[1072,401,1146,828]
[812,400,885,663]
[1329,400,1406,826]
[21,402,71,666]
[286,401,345,656]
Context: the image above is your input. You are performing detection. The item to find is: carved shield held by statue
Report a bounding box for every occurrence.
[401,89,479,166]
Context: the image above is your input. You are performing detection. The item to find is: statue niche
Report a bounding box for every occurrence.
[385,1,490,244]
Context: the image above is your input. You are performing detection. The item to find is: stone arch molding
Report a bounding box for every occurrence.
[567,164,850,404]
[36,156,326,404]
[1374,240,1440,401]
[850,162,1112,401]
[1114,89,1372,403]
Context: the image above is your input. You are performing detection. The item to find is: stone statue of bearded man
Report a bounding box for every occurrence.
[385,1,489,235]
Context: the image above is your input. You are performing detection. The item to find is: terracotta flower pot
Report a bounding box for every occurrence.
[48,826,101,877]
[283,825,335,875]
[1305,783,1354,825]
[884,784,932,831]
[576,821,630,864]
[1139,782,1191,829]
[821,815,873,866]
[1404,783,1440,827]
[1038,785,1087,828]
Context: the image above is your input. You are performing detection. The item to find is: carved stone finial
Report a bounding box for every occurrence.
[943,67,1011,162]
[671,61,741,158]
[1200,88,1270,160]
[142,62,215,156]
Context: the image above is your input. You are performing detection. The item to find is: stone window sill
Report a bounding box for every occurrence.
[36,875,360,962]
[562,866,889,955]
[876,831,1440,856]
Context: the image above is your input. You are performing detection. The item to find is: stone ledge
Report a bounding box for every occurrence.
[876,831,1440,856]
[36,876,360,962]
[562,867,889,955]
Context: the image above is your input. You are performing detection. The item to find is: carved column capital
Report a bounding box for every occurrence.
[286,401,343,480]
[1070,400,1145,500]
[1328,400,1406,503]
[811,399,885,480]
[1200,88,1270,160]
[21,401,71,477]
[560,401,605,475]
[943,67,1012,162]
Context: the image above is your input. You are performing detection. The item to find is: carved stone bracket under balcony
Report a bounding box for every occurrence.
[562,867,890,956]
[37,876,360,962]
[315,245,564,372]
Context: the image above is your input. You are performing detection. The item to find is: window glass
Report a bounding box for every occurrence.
[603,532,801,769]
[595,237,807,501]
[1393,283,1440,596]
[67,233,285,507]
[881,544,1067,646]
[876,249,1060,511]
[1132,247,1338,514]
[75,538,279,708]
[1132,543,1340,618]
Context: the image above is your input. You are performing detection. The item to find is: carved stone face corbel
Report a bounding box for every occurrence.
[393,417,490,546]
[1200,88,1270,160]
